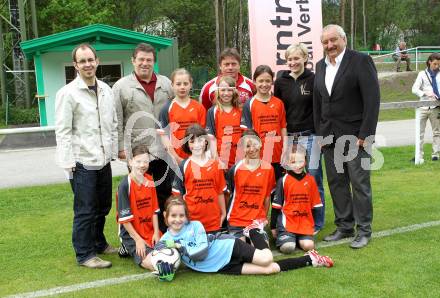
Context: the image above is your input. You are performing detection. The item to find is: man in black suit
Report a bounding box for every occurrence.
[313,24,380,249]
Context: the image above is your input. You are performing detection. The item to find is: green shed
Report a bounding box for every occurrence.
[20,24,178,126]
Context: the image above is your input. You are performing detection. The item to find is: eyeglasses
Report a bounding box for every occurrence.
[75,58,96,65]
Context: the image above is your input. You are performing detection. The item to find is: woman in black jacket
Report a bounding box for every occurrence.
[274,43,325,234]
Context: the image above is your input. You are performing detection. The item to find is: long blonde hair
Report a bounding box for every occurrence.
[214,76,239,111]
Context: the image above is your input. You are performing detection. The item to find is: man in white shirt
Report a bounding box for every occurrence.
[313,25,380,249]
[411,53,440,161]
[55,44,118,268]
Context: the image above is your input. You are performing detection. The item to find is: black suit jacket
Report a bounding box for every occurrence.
[313,49,380,141]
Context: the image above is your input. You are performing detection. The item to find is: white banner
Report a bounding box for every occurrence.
[248,0,323,77]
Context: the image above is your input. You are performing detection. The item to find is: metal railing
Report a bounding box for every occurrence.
[370,46,440,72]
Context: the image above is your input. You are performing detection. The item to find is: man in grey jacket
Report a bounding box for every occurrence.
[55,44,118,268]
[113,43,174,232]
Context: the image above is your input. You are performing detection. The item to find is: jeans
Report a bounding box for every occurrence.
[70,162,112,264]
[294,134,325,231]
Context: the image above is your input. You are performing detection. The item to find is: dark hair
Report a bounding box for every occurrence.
[290,143,307,158]
[132,43,156,61]
[219,47,241,64]
[164,196,190,225]
[426,53,440,67]
[72,43,97,62]
[238,129,261,148]
[131,144,150,159]
[182,124,209,154]
[253,64,274,81]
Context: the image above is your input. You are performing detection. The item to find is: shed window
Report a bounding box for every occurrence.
[65,64,122,86]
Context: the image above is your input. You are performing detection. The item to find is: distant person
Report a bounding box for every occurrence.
[393,41,412,72]
[411,53,440,162]
[55,43,118,268]
[200,48,255,109]
[313,25,380,249]
[274,43,325,234]
[113,43,174,233]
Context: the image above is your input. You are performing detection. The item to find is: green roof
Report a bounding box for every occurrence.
[21,24,173,59]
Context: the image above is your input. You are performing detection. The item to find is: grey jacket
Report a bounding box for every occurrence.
[113,72,174,153]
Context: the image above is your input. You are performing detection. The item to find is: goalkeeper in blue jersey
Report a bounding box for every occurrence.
[154,197,334,280]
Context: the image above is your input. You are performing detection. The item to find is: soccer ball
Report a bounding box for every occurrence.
[150,248,181,271]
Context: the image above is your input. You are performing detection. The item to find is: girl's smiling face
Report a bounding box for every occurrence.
[166,205,188,233]
[287,49,307,75]
[254,72,273,97]
[218,81,235,105]
[128,153,150,176]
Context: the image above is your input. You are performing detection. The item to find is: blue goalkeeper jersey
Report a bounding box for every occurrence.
[160,221,235,272]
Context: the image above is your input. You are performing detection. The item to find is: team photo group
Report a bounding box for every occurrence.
[55,23,380,281]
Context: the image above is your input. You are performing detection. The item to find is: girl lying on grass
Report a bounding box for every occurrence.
[154,196,334,281]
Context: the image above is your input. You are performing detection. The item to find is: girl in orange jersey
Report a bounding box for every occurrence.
[240,65,288,237]
[206,76,243,170]
[158,68,206,165]
[171,124,227,233]
[226,129,275,242]
[116,144,161,270]
[241,65,287,181]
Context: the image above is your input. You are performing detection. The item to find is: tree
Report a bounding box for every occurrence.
[37,0,116,35]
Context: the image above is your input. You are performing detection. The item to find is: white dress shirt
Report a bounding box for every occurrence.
[324,48,346,95]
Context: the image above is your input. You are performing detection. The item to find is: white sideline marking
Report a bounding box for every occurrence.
[7,220,440,298]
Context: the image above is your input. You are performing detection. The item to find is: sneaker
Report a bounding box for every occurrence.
[432,156,439,161]
[242,218,268,238]
[101,244,118,254]
[306,249,334,268]
[80,256,112,269]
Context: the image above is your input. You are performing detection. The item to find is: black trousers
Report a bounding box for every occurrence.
[148,158,174,233]
[322,145,373,237]
[70,162,112,264]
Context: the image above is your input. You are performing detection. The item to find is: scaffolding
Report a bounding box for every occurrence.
[0,0,38,108]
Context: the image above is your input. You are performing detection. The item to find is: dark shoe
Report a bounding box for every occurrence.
[406,68,412,71]
[396,68,402,72]
[323,230,354,242]
[350,235,370,249]
[100,244,118,255]
[432,156,439,161]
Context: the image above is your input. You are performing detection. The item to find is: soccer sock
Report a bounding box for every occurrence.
[270,208,280,229]
[276,256,312,271]
[249,228,269,250]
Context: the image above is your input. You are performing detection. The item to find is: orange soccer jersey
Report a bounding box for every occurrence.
[172,159,226,232]
[240,96,286,163]
[272,173,322,236]
[206,106,243,168]
[116,174,160,247]
[226,160,276,227]
[158,99,206,159]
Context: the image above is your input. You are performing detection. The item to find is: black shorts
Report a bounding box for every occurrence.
[218,238,256,275]
[122,238,153,266]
